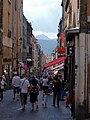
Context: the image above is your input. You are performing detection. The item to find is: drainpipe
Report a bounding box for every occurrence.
[84,32,88,114]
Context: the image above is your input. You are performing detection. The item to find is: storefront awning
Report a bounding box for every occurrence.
[44,56,67,68]
[51,63,64,71]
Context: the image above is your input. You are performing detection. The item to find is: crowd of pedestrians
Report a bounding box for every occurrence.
[0,71,70,111]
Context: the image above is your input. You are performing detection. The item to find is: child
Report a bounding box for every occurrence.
[42,91,48,108]
[65,91,70,108]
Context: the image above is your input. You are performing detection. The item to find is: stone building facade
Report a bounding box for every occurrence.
[58,0,90,119]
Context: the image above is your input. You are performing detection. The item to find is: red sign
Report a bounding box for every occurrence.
[58,47,66,54]
[60,33,65,43]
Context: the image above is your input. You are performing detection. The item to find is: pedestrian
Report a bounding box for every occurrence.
[60,79,65,101]
[12,72,21,101]
[38,76,43,91]
[52,74,61,107]
[0,76,8,101]
[20,73,30,110]
[42,76,49,108]
[65,91,70,108]
[29,76,39,111]
[2,73,7,90]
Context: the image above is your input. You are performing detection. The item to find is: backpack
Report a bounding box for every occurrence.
[30,84,39,95]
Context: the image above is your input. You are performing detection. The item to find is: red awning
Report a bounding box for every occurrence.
[44,56,67,68]
[51,63,64,71]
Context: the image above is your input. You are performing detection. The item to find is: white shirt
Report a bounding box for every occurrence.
[12,76,21,87]
[20,78,30,93]
[42,78,48,86]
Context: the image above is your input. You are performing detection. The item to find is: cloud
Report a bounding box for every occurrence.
[23,0,62,38]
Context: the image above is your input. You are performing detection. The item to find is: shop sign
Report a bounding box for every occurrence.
[60,33,65,43]
[58,47,66,54]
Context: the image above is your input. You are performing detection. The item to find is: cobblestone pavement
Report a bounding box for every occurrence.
[0,90,73,120]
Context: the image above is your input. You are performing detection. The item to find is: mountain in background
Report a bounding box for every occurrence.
[36,34,50,40]
[36,34,57,55]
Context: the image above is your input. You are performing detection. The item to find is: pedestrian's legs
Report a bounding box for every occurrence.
[57,91,60,107]
[0,89,3,101]
[36,101,38,110]
[20,93,26,110]
[53,91,56,106]
[13,87,16,100]
[42,92,45,107]
[15,87,19,101]
[32,103,34,111]
[44,94,47,108]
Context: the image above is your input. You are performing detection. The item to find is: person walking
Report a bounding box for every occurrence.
[42,76,49,108]
[12,72,21,101]
[29,76,39,111]
[0,76,8,101]
[52,74,61,107]
[20,73,30,110]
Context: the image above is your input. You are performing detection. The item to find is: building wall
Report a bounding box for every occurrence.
[78,33,85,105]
[22,14,27,62]
[75,35,79,112]
[87,33,90,112]
[87,0,90,22]
[2,0,12,78]
[0,0,23,77]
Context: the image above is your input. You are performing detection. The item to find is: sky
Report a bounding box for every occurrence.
[23,0,62,39]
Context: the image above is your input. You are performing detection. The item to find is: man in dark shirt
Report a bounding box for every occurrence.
[52,74,61,107]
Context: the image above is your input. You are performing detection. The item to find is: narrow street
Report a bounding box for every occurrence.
[0,90,73,120]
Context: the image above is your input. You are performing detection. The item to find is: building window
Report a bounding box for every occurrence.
[15,0,17,11]
[77,0,79,9]
[69,5,72,28]
[8,12,10,30]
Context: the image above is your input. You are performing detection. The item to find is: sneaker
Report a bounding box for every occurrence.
[45,103,47,108]
[22,107,25,111]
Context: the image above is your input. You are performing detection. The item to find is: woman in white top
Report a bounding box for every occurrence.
[42,76,49,108]
[12,72,21,101]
